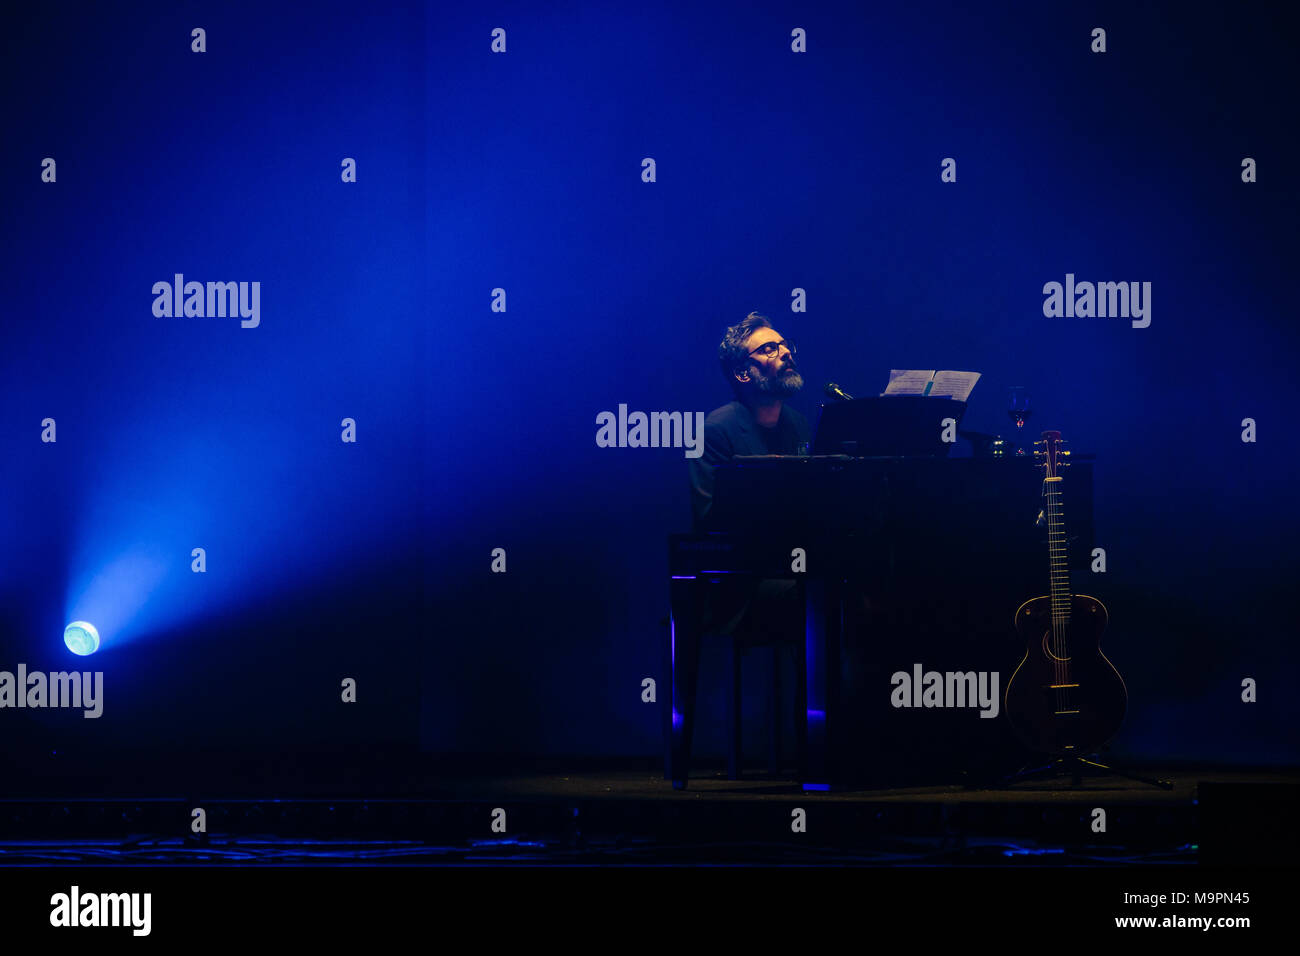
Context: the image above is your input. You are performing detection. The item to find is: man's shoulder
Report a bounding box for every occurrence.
[705,400,745,423]
[705,401,748,429]
[704,400,810,433]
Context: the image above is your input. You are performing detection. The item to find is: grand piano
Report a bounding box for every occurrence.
[667,453,1095,790]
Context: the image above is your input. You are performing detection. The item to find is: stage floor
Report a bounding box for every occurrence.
[1,755,1295,865]
[408,765,1284,802]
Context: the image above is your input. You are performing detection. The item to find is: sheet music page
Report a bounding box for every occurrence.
[927,370,981,402]
[882,369,936,395]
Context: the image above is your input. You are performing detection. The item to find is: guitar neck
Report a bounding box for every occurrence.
[1045,475,1072,622]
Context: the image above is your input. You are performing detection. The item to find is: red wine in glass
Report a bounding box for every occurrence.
[1007,387,1032,454]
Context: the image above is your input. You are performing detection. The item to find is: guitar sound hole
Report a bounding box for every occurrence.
[1041,631,1071,662]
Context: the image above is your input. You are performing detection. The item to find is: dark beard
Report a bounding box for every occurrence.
[755,366,804,397]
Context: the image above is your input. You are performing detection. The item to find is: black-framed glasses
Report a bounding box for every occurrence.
[748,339,796,358]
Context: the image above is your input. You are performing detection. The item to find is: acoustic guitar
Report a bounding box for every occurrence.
[1003,430,1127,754]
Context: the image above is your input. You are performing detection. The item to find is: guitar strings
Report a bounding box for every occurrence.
[1045,476,1068,718]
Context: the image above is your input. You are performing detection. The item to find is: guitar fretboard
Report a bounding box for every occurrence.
[1045,476,1072,626]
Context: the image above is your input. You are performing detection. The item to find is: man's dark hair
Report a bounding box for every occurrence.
[718,311,773,400]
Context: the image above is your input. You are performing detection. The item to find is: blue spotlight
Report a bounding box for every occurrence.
[64,621,101,655]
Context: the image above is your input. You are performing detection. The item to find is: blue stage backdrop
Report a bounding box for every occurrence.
[1,1,1296,768]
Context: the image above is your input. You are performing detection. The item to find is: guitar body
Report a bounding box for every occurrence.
[1004,594,1127,755]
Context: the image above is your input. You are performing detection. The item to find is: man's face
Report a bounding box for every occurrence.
[738,326,803,398]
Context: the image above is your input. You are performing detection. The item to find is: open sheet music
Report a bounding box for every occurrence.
[882,369,981,402]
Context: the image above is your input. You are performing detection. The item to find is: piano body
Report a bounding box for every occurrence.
[667,454,1095,789]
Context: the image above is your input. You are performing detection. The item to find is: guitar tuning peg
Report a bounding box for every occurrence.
[1061,450,1071,456]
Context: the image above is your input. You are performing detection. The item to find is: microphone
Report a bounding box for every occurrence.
[824,382,854,402]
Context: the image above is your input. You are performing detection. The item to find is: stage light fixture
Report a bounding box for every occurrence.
[64,621,100,655]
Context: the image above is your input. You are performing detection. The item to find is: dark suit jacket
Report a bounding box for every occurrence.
[688,399,812,531]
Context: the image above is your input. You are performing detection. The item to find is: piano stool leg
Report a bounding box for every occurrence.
[727,635,742,780]
[768,643,781,775]
[669,578,705,789]
[793,639,807,779]
[803,575,843,787]
[661,616,672,780]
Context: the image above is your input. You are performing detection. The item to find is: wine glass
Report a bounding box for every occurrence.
[1007,386,1032,456]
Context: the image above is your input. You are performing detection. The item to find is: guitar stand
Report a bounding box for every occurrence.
[1001,754,1174,791]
